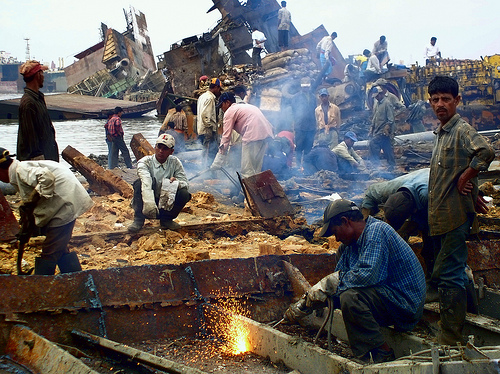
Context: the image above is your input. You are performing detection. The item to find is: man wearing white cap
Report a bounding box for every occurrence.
[283,199,425,363]
[17,60,59,162]
[128,134,191,232]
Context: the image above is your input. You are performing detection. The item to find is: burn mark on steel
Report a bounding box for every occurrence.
[159,269,175,291]
[85,274,107,338]
[185,265,208,336]
[23,339,34,350]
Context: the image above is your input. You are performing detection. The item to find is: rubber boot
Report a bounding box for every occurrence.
[34,257,57,275]
[58,252,82,274]
[465,280,479,314]
[438,287,466,345]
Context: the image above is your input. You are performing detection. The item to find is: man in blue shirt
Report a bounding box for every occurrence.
[284,199,426,363]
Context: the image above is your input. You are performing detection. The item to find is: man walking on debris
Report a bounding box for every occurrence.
[316,32,337,81]
[315,88,341,149]
[128,134,191,233]
[17,60,59,162]
[216,92,273,179]
[277,1,291,51]
[284,199,426,363]
[108,106,134,169]
[196,78,222,167]
[251,27,267,68]
[0,147,93,275]
[368,86,396,170]
[427,76,494,345]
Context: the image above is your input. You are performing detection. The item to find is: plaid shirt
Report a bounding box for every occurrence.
[107,114,124,138]
[335,216,426,330]
[428,114,494,236]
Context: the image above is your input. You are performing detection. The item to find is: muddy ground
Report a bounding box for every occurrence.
[2,167,500,275]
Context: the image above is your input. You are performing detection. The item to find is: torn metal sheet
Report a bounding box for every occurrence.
[241,170,295,218]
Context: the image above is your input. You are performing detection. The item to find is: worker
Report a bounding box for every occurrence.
[232,85,249,103]
[198,75,209,89]
[284,199,426,364]
[424,37,441,65]
[0,147,93,275]
[364,51,383,82]
[17,60,59,162]
[277,1,291,51]
[108,106,134,169]
[216,92,273,179]
[362,168,432,270]
[302,140,338,175]
[368,86,396,170]
[427,76,494,345]
[373,78,405,112]
[331,131,366,173]
[128,134,191,233]
[251,27,267,68]
[316,32,337,80]
[293,78,317,168]
[159,121,185,152]
[372,35,390,67]
[196,78,222,167]
[314,88,341,149]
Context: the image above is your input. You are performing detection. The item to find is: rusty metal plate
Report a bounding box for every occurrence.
[0,189,19,242]
[90,264,194,307]
[242,170,294,218]
[0,272,96,313]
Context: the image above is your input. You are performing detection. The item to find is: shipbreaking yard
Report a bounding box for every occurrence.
[3,133,500,373]
[2,0,500,372]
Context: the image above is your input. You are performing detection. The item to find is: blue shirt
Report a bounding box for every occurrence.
[335,216,426,330]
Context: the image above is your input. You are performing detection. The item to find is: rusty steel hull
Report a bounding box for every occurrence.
[0,254,337,352]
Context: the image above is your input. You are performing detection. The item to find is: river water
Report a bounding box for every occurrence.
[0,94,164,165]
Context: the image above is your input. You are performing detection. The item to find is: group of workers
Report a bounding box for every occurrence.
[3,53,494,366]
[283,75,494,363]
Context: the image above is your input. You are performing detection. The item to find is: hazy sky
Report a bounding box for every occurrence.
[2,0,499,68]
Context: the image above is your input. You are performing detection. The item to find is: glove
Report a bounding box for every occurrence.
[142,201,159,219]
[283,295,312,323]
[305,271,340,308]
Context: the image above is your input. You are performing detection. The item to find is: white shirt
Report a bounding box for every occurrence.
[8,159,93,228]
[252,30,266,49]
[366,54,382,73]
[196,90,217,135]
[424,43,440,58]
[316,36,333,60]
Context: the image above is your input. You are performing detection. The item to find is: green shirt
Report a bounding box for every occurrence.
[428,114,494,236]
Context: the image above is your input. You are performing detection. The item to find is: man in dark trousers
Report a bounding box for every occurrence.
[17,60,59,162]
[284,199,425,363]
[427,76,494,345]
[0,148,93,275]
[108,106,133,169]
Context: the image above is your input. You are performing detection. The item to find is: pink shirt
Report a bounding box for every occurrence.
[221,104,273,150]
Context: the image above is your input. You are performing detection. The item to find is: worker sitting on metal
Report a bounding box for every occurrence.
[0,147,93,275]
[283,199,426,364]
[128,134,191,233]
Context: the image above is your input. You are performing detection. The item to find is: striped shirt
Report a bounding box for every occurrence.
[335,216,426,330]
[428,114,494,235]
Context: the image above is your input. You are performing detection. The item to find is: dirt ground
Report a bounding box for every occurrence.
[0,188,337,275]
[2,171,500,276]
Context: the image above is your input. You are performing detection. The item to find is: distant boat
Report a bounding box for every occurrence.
[0,93,156,120]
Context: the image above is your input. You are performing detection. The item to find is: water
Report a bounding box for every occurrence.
[0,93,164,165]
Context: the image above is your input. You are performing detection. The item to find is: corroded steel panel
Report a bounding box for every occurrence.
[242,170,294,218]
[0,272,95,313]
[91,264,195,306]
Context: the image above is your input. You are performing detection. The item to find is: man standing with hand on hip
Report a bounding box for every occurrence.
[427,76,494,345]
